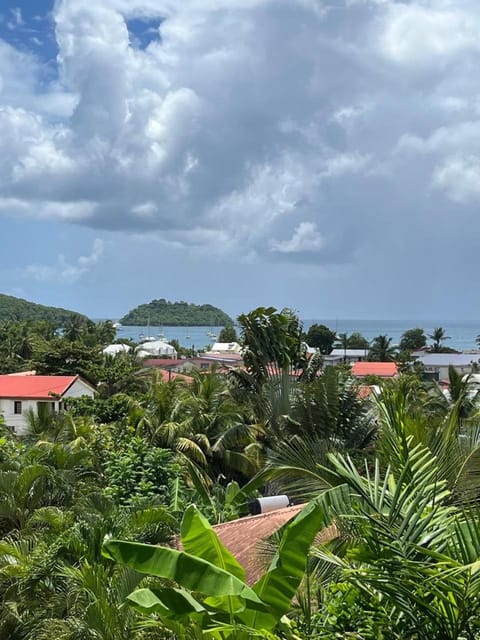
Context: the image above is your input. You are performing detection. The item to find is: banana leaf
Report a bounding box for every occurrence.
[181,505,245,581]
[127,586,206,618]
[103,539,262,603]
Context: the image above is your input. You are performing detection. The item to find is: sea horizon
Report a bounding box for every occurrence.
[104,318,480,352]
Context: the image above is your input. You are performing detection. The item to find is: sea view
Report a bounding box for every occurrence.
[114,319,480,351]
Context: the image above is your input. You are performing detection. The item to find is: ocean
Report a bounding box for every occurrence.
[113,320,480,352]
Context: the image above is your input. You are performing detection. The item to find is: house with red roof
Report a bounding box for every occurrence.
[0,374,96,435]
[351,362,399,378]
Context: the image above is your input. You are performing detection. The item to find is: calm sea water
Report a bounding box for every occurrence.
[112,320,480,351]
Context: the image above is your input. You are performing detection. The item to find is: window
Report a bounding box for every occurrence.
[14,401,22,414]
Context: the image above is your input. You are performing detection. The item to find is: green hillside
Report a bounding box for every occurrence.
[0,293,88,325]
[120,298,232,326]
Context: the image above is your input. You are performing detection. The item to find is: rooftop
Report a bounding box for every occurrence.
[212,505,337,584]
[156,370,194,383]
[0,375,80,399]
[330,348,369,357]
[212,505,304,584]
[351,362,398,378]
[142,358,185,368]
[415,353,480,367]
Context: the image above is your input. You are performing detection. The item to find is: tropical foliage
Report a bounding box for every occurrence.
[0,292,87,324]
[0,307,480,638]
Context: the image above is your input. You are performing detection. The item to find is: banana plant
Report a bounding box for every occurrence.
[103,490,346,639]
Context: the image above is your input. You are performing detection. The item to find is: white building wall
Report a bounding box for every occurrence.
[64,378,95,399]
[0,399,59,436]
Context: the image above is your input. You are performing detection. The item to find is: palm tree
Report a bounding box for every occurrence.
[429,326,450,352]
[310,443,480,639]
[369,334,396,361]
[334,332,349,362]
[238,306,306,386]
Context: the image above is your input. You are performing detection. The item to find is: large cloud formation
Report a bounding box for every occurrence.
[1,0,480,267]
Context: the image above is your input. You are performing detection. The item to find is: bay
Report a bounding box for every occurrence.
[112,319,480,351]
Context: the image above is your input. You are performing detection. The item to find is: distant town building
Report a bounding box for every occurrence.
[102,343,132,356]
[351,362,399,378]
[136,340,177,359]
[329,348,370,363]
[413,353,480,381]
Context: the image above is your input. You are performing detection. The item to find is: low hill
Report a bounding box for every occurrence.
[120,298,232,326]
[0,293,88,325]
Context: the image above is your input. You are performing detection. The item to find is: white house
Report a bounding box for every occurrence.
[0,374,96,435]
[329,348,370,363]
[207,342,243,354]
[413,353,480,381]
[102,343,132,356]
[136,340,177,359]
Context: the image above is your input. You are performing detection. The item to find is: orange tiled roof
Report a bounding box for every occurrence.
[351,362,398,378]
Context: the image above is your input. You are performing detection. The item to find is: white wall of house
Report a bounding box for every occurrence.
[0,399,60,436]
[64,378,95,399]
[424,364,474,381]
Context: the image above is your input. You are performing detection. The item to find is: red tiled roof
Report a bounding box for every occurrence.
[351,362,398,378]
[0,375,78,399]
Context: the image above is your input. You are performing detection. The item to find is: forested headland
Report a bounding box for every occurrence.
[0,293,87,324]
[120,298,232,326]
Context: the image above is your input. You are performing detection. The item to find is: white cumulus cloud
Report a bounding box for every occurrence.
[271,222,324,254]
[0,0,480,268]
[22,239,105,283]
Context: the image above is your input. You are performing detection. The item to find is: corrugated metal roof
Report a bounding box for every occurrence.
[352,362,398,377]
[330,349,369,357]
[0,375,78,399]
[415,353,480,367]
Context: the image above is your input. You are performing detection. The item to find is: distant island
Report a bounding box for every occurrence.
[120,298,232,327]
[0,293,88,325]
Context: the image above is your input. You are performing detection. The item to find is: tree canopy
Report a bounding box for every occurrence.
[120,298,232,326]
[304,323,336,354]
[0,292,87,325]
[399,327,427,351]
[218,324,237,342]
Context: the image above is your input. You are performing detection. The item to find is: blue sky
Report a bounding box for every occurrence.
[1,0,480,322]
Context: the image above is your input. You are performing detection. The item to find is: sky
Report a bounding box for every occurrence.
[0,0,480,322]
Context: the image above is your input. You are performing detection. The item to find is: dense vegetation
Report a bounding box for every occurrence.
[120,298,232,326]
[1,307,480,638]
[0,293,87,324]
